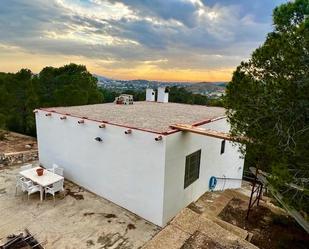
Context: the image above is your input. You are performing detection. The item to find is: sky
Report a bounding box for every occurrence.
[0,0,286,82]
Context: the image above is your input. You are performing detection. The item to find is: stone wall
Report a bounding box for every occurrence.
[0,150,38,166]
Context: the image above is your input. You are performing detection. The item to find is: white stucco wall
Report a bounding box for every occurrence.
[162,118,244,225]
[203,117,230,132]
[35,110,166,226]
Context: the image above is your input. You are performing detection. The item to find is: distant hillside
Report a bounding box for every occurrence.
[185,82,226,94]
[93,74,226,95]
[215,82,228,87]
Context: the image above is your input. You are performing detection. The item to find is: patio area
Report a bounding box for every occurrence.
[0,163,160,249]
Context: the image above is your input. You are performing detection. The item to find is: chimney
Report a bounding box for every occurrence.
[146,88,155,102]
[157,87,169,103]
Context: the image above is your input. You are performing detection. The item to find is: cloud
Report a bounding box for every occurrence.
[118,0,200,27]
[0,0,286,81]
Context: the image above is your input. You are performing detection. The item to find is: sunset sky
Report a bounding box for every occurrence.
[0,0,286,82]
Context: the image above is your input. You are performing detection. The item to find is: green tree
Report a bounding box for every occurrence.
[169,86,209,105]
[122,89,145,101]
[169,87,194,104]
[100,88,118,103]
[224,0,309,211]
[38,64,103,107]
[0,63,103,136]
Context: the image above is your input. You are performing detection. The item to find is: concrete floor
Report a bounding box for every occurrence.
[0,163,160,249]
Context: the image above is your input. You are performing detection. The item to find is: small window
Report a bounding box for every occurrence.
[184,150,201,188]
[220,140,226,154]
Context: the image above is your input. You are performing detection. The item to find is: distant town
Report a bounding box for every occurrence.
[94,74,226,99]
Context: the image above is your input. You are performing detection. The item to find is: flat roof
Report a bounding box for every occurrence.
[41,102,226,134]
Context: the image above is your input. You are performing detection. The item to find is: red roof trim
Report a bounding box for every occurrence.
[164,120,211,135]
[35,108,226,136]
[165,117,226,135]
[37,108,164,135]
[210,116,226,122]
[192,119,212,126]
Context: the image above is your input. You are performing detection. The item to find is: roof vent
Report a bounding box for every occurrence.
[114,94,134,105]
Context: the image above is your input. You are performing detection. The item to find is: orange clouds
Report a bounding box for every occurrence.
[92,65,233,82]
[0,48,232,82]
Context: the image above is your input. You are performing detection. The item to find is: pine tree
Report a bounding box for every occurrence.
[225,0,309,212]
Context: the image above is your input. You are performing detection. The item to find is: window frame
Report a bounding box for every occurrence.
[184,149,201,189]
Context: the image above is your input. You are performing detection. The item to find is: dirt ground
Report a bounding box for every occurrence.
[0,130,37,153]
[219,198,309,249]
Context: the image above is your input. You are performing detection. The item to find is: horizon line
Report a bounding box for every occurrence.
[1,69,229,84]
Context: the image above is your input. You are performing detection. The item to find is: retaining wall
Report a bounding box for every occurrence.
[0,150,38,166]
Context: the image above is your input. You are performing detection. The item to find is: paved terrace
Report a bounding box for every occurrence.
[0,163,260,249]
[0,163,160,249]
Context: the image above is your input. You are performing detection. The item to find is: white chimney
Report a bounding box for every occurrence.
[157,87,169,103]
[146,88,155,102]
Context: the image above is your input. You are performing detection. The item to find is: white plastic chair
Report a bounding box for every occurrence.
[15,175,31,196]
[54,167,64,176]
[19,164,32,172]
[22,181,40,200]
[47,164,63,176]
[47,163,59,173]
[45,179,64,205]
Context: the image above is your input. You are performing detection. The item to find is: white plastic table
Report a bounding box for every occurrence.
[20,166,64,202]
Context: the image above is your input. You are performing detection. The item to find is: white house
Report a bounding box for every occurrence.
[34,88,244,227]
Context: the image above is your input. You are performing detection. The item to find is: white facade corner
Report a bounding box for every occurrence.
[35,111,244,227]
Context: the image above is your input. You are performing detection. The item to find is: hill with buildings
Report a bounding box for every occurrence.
[94,74,226,99]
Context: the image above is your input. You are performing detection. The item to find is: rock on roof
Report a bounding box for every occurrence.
[42,102,226,134]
